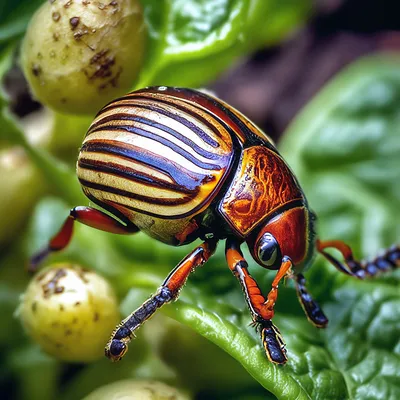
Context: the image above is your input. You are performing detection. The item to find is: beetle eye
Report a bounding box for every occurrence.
[257,233,281,268]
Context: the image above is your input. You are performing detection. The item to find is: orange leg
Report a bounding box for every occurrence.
[29,206,139,272]
[264,257,293,317]
[317,239,400,279]
[225,239,290,364]
[105,240,217,362]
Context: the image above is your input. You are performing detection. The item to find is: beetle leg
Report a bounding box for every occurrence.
[105,239,217,362]
[225,239,287,364]
[294,273,328,328]
[317,239,400,279]
[264,256,293,316]
[29,206,139,272]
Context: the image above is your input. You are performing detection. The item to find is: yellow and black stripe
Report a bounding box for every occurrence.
[77,87,236,220]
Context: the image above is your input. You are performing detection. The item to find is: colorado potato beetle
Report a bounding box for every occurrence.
[31,86,400,364]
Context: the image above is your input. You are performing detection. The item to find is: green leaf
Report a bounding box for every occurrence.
[0,0,42,44]
[164,296,312,399]
[278,54,400,398]
[136,0,248,87]
[0,44,14,87]
[323,282,400,400]
[246,0,311,46]
[137,0,311,88]
[280,55,400,258]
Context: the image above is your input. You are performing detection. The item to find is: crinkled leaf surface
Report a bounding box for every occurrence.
[279,54,400,399]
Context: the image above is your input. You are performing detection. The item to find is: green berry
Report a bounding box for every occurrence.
[0,147,45,247]
[17,264,120,362]
[21,0,145,115]
[83,380,191,400]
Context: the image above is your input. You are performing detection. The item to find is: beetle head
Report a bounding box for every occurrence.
[248,206,313,270]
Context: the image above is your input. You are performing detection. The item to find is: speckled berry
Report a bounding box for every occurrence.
[21,0,145,114]
[17,264,120,362]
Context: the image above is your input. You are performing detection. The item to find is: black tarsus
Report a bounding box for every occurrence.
[295,274,328,328]
[259,320,287,365]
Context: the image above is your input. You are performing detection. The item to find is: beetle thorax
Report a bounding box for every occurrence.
[247,205,316,272]
[218,145,305,238]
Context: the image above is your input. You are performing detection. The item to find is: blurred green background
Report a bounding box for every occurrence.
[1,1,399,399]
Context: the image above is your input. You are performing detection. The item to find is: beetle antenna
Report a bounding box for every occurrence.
[317,240,400,279]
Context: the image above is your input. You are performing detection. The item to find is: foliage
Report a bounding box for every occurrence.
[1,1,399,399]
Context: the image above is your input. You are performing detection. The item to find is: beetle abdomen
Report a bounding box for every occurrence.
[77,87,235,221]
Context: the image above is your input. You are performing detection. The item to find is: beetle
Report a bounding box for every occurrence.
[30,86,400,364]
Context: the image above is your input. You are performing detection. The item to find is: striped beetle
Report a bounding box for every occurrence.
[31,86,400,364]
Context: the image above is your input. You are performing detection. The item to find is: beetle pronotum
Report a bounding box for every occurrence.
[31,86,400,364]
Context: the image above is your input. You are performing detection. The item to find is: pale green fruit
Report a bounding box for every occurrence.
[0,146,45,248]
[17,264,120,362]
[83,380,191,400]
[21,0,145,115]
